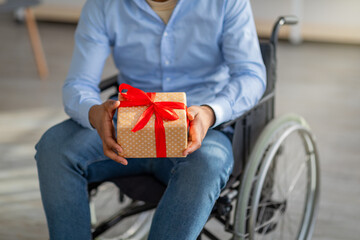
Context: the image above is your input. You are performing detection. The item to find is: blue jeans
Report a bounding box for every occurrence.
[35,118,233,240]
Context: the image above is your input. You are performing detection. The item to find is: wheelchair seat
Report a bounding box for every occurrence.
[111,174,166,204]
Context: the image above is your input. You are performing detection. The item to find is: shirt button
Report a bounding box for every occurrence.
[166,77,171,82]
[165,60,170,65]
[164,32,168,37]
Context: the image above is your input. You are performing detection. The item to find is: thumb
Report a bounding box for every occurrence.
[105,100,120,111]
[187,107,198,121]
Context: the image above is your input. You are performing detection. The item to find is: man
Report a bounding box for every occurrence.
[35,0,266,239]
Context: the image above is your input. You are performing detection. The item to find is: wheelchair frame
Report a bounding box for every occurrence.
[88,16,320,240]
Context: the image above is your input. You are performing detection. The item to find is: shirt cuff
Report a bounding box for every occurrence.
[79,99,102,130]
[202,96,232,128]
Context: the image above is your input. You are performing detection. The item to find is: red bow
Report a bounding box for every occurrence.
[118,83,186,158]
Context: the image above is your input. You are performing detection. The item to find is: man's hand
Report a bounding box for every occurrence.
[183,105,215,156]
[89,100,128,165]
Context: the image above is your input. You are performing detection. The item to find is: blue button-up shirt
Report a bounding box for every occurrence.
[63,0,266,129]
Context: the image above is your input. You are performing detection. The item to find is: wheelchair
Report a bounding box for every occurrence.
[88,16,320,240]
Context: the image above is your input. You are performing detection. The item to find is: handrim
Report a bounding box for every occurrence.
[233,114,320,240]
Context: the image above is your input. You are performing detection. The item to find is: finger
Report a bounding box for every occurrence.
[186,107,199,121]
[183,126,202,156]
[104,148,128,165]
[183,138,201,156]
[104,135,123,154]
[183,141,191,156]
[103,137,126,164]
[101,111,121,149]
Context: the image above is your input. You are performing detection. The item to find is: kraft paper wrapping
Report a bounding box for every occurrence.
[117,92,187,158]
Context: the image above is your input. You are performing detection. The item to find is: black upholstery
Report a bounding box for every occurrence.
[260,41,277,97]
[111,174,166,204]
[226,41,276,187]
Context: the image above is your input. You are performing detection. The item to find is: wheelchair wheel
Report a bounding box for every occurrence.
[89,182,154,240]
[233,114,320,240]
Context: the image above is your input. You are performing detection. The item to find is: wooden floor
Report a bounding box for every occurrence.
[0,14,359,240]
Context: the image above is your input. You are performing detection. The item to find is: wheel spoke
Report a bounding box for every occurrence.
[275,177,286,199]
[254,214,277,231]
[276,140,304,184]
[256,201,279,208]
[257,204,267,228]
[280,214,285,240]
[274,152,307,200]
[284,211,295,238]
[286,161,306,199]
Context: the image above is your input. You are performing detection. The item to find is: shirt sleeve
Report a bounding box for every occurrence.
[62,0,111,129]
[203,0,266,128]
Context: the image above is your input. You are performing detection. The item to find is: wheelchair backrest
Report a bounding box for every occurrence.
[260,41,277,97]
[228,40,277,185]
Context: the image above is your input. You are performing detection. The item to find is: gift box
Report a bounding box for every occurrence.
[117,84,188,158]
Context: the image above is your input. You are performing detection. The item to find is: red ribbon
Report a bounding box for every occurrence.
[118,83,186,158]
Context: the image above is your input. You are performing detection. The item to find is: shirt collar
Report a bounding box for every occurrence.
[132,0,185,24]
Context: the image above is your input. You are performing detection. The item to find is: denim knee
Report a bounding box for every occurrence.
[35,119,81,170]
[183,130,234,191]
[35,119,106,178]
[194,146,232,188]
[35,123,65,169]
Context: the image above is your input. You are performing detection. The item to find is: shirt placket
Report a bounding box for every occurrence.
[160,28,174,91]
[158,0,184,91]
[133,0,184,92]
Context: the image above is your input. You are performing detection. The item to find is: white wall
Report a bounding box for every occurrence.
[251,0,360,44]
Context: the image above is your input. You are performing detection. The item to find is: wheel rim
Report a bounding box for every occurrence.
[249,125,319,240]
[233,114,320,240]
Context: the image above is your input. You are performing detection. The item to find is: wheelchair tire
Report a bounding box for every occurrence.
[233,114,320,240]
[89,182,153,240]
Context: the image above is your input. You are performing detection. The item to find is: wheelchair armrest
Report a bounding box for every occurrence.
[99,75,118,92]
[214,91,275,131]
